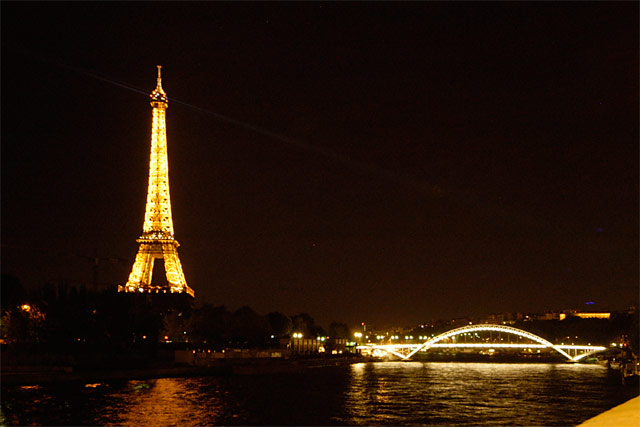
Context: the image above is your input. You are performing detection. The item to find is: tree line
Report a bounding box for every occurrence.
[1,275,352,367]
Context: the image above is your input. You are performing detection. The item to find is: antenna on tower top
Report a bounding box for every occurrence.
[150,65,167,104]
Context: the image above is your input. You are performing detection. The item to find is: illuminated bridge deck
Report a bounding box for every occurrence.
[357,324,607,362]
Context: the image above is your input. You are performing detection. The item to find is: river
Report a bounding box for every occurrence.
[1,362,637,425]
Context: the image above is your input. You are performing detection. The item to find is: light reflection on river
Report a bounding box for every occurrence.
[341,362,632,425]
[102,378,224,426]
[1,362,637,426]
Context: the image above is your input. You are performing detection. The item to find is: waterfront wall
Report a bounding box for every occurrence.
[175,348,288,366]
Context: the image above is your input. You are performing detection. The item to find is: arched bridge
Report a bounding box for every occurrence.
[357,324,607,362]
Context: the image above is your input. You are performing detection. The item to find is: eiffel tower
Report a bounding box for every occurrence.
[119,66,194,297]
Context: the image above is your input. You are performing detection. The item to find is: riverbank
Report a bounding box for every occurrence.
[1,356,363,386]
[578,395,640,427]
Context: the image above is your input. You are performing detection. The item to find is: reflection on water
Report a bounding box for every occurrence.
[99,378,224,426]
[341,362,631,425]
[1,362,637,426]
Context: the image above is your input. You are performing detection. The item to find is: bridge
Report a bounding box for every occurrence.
[357,324,607,362]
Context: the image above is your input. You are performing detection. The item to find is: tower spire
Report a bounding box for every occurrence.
[156,65,163,91]
[150,64,168,105]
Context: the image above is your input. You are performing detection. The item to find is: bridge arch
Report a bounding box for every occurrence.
[362,324,606,361]
[405,324,572,360]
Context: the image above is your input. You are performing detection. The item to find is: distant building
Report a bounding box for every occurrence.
[325,338,348,354]
[279,337,338,354]
[483,312,520,324]
[563,312,611,320]
[536,312,563,321]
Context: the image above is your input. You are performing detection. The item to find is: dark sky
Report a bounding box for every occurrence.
[2,3,638,328]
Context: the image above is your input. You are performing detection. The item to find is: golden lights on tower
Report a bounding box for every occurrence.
[119,66,194,297]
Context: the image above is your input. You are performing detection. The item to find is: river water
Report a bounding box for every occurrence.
[1,362,637,426]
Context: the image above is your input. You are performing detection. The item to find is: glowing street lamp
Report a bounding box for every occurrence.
[354,332,363,346]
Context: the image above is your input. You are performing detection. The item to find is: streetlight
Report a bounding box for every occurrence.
[354,332,363,347]
[291,332,303,354]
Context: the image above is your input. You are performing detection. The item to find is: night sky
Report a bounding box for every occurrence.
[2,3,638,328]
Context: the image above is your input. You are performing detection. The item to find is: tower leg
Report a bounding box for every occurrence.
[122,241,193,297]
[125,244,154,292]
[162,243,190,295]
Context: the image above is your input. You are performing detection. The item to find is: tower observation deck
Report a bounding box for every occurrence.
[119,66,194,297]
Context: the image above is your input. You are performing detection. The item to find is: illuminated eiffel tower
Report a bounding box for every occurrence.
[119,66,194,297]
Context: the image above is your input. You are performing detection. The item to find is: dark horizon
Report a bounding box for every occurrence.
[2,3,638,329]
